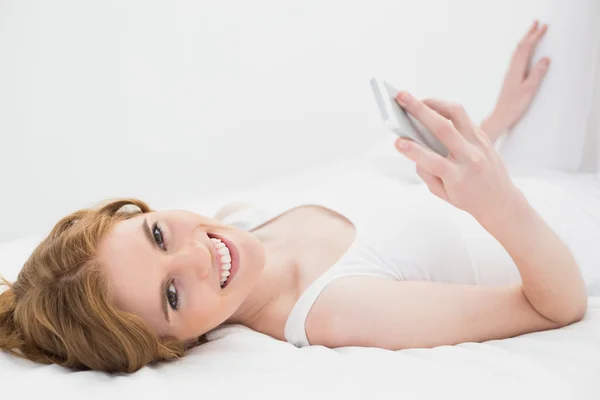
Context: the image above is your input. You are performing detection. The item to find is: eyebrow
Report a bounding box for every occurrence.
[142,218,170,324]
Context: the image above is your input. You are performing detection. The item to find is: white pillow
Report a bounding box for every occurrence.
[361,129,422,185]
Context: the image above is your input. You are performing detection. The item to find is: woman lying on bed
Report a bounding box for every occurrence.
[0,21,589,373]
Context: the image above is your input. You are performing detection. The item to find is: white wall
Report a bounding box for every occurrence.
[0,0,596,243]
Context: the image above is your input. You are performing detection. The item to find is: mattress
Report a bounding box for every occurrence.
[1,159,599,399]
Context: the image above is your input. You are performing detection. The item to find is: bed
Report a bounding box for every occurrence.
[2,0,600,396]
[1,159,599,399]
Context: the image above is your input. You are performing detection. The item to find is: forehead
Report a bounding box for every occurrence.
[97,213,164,328]
[99,212,149,268]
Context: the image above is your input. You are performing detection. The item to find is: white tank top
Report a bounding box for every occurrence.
[220,168,600,347]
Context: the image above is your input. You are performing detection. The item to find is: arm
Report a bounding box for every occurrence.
[308,278,563,350]
[309,91,586,349]
[308,195,585,349]
[392,92,587,326]
[481,21,551,144]
[480,114,510,144]
[481,191,586,326]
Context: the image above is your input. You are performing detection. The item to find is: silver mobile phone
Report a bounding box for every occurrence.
[370,77,448,157]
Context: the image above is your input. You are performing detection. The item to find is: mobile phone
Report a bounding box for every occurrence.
[369,77,449,157]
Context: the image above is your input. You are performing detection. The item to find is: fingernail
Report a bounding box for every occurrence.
[396,92,411,106]
[542,57,550,67]
[397,139,410,151]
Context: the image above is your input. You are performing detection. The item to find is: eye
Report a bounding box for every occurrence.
[152,222,166,251]
[166,281,179,311]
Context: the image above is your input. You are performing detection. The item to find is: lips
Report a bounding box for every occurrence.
[207,235,223,278]
[207,233,239,289]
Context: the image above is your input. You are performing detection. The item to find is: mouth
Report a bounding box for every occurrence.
[207,233,239,290]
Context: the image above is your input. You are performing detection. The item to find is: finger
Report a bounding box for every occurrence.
[395,92,470,157]
[524,57,550,91]
[422,98,489,148]
[526,20,539,36]
[422,98,475,140]
[395,137,455,179]
[507,24,537,79]
[530,23,548,44]
[416,166,448,201]
[509,22,548,80]
[523,23,549,76]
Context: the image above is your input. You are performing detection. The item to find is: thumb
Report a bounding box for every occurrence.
[524,57,550,91]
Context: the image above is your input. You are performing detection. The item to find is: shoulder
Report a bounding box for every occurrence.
[304,275,375,348]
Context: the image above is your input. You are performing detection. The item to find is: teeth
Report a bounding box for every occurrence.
[211,237,233,287]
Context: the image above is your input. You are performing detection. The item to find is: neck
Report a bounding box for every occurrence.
[226,228,294,329]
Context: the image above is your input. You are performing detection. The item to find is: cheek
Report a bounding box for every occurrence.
[181,287,223,329]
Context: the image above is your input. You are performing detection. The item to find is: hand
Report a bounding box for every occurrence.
[394,92,526,229]
[482,20,550,143]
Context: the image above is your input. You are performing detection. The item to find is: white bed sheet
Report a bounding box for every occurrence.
[1,159,599,400]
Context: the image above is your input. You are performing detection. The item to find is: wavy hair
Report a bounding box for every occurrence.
[0,199,205,373]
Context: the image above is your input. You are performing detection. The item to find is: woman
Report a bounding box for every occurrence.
[0,21,591,373]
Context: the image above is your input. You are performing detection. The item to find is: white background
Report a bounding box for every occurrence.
[0,0,598,243]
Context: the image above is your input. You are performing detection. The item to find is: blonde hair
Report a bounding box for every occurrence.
[0,199,205,373]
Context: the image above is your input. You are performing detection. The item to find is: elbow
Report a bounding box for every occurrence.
[568,295,588,325]
[551,296,588,327]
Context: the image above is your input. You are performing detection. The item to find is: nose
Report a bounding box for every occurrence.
[170,231,212,281]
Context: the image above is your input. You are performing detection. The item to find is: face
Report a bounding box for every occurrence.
[97,209,266,342]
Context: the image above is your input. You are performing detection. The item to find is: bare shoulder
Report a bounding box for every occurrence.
[213,202,255,221]
[304,275,378,348]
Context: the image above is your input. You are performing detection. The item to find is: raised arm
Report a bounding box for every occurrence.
[394,93,587,324]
